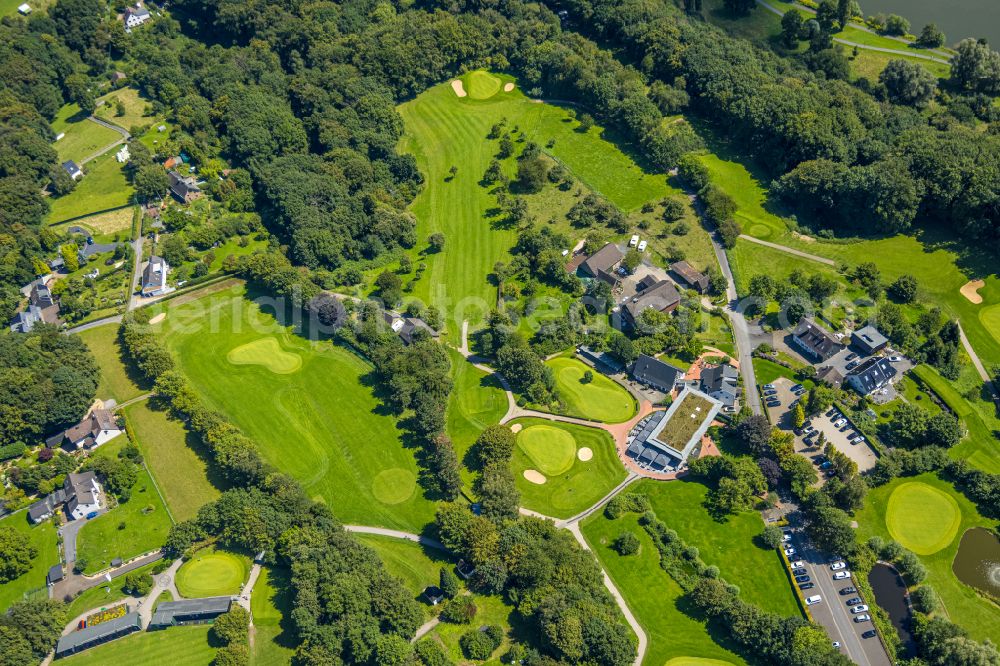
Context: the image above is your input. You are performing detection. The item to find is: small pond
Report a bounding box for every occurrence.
[869,563,915,657]
[953,527,1000,599]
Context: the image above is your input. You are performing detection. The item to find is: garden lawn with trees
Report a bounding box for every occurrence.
[355,534,449,608]
[250,567,296,665]
[156,289,437,532]
[58,625,216,666]
[46,152,134,224]
[0,515,59,612]
[582,511,747,666]
[855,472,1000,642]
[509,418,626,519]
[94,88,154,131]
[544,357,637,423]
[175,547,249,598]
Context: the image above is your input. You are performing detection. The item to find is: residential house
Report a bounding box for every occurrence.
[28,471,103,524]
[9,305,43,333]
[149,597,232,629]
[791,318,843,363]
[115,144,130,164]
[111,71,127,84]
[669,261,710,293]
[47,409,121,450]
[168,170,202,203]
[851,325,889,355]
[141,256,173,297]
[846,357,897,395]
[631,354,685,392]
[578,243,624,286]
[621,279,680,328]
[382,310,439,345]
[62,161,83,181]
[55,612,142,657]
[78,239,119,264]
[816,366,844,389]
[123,5,151,30]
[423,586,445,605]
[47,256,65,271]
[24,276,61,325]
[46,564,64,587]
[700,363,740,408]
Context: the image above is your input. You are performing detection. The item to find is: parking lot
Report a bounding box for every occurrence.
[781,526,892,666]
[762,377,802,427]
[807,409,879,473]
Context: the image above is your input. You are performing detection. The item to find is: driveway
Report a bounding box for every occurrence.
[810,410,879,473]
[58,511,104,563]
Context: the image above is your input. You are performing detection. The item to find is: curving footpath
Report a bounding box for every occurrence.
[738,234,836,266]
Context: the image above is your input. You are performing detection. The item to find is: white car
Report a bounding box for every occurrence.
[854,614,871,623]
[832,642,841,648]
[851,605,869,613]
[833,418,847,427]
[637,240,648,252]
[830,561,846,571]
[803,426,816,435]
[782,533,793,542]
[805,595,822,605]
[852,436,865,444]
[784,547,796,556]
[889,356,902,362]
[790,561,806,569]
[833,571,852,580]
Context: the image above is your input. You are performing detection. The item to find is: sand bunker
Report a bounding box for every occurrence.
[510,423,523,434]
[523,469,546,484]
[577,447,593,461]
[503,82,515,92]
[149,313,166,324]
[450,79,467,97]
[961,279,985,304]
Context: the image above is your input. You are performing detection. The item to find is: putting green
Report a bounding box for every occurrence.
[464,71,502,99]
[176,549,247,598]
[372,468,417,505]
[980,304,1000,345]
[886,482,962,555]
[548,357,636,423]
[227,338,302,374]
[517,425,577,476]
[665,658,736,666]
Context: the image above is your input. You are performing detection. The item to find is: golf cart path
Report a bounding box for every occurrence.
[957,322,1000,402]
[344,525,445,551]
[738,234,837,266]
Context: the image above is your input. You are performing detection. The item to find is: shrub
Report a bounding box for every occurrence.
[460,626,502,660]
[613,532,640,556]
[911,584,939,613]
[440,596,477,624]
[415,638,454,666]
[212,607,250,645]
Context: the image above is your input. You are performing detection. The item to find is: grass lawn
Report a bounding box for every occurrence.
[355,534,450,616]
[52,106,123,164]
[75,323,146,403]
[426,592,516,664]
[509,418,626,519]
[66,561,159,618]
[95,88,153,131]
[885,481,962,555]
[47,152,134,224]
[250,567,296,666]
[59,625,216,666]
[155,286,437,532]
[582,512,747,666]
[176,547,249,598]
[75,463,173,574]
[639,479,802,617]
[696,311,736,356]
[0,514,59,612]
[751,358,815,391]
[52,207,135,236]
[545,356,637,423]
[125,401,222,522]
[445,349,508,475]
[855,473,1000,642]
[397,74,673,333]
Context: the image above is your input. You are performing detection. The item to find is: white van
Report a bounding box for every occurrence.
[629,234,639,247]
[637,240,648,252]
[805,595,822,605]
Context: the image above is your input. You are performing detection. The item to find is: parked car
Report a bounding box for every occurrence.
[833,571,851,580]
[795,575,811,584]
[846,352,858,361]
[830,561,846,570]
[845,597,863,605]
[832,641,841,649]
[826,408,838,417]
[833,418,847,428]
[85,511,99,520]
[854,614,871,623]
[851,605,869,613]
[889,355,902,362]
[790,561,806,569]
[852,436,865,444]
[784,547,797,556]
[805,595,822,605]
[840,586,857,595]
[846,360,860,371]
[793,568,808,576]
[763,383,775,389]
[799,582,815,590]
[862,630,877,639]
[791,384,803,392]
[803,426,816,435]
[767,400,781,408]
[782,533,793,542]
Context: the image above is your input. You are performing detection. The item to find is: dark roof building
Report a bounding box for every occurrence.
[631,354,685,392]
[150,597,232,629]
[579,243,624,285]
[669,261,709,293]
[168,170,202,203]
[791,318,843,362]
[851,325,889,355]
[47,564,64,586]
[9,305,43,333]
[621,280,680,328]
[382,310,438,345]
[62,160,83,180]
[49,409,121,450]
[577,346,625,374]
[816,366,844,389]
[846,357,897,395]
[55,612,141,657]
[700,364,739,407]
[78,241,119,263]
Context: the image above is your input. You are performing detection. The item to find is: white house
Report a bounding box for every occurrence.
[123,4,151,30]
[141,256,174,296]
[62,160,83,181]
[48,409,122,449]
[115,144,130,163]
[17,3,31,15]
[65,472,103,521]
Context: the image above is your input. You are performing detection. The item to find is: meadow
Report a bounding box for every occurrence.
[545,356,637,423]
[52,207,135,236]
[51,103,123,164]
[582,512,747,666]
[0,514,59,611]
[855,472,1000,642]
[46,152,134,224]
[176,547,249,598]
[95,88,154,131]
[155,286,437,532]
[59,625,216,666]
[509,418,626,519]
[250,567,296,665]
[75,323,147,403]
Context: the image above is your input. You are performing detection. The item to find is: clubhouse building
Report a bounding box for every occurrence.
[626,387,721,472]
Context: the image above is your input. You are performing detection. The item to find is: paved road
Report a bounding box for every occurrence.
[64,315,123,335]
[343,525,445,550]
[738,234,837,266]
[51,551,164,602]
[80,117,131,165]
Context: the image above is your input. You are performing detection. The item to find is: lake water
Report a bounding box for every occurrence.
[952,527,1000,599]
[859,0,1000,47]
[868,563,916,657]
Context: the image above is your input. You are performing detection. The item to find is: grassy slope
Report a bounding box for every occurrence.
[75,462,173,574]
[855,473,1000,642]
[545,356,637,423]
[75,323,146,403]
[59,625,216,666]
[639,479,802,617]
[356,533,450,616]
[47,151,133,224]
[157,288,436,532]
[95,88,153,131]
[582,512,747,666]
[125,401,221,522]
[509,418,627,519]
[0,514,59,612]
[250,567,296,666]
[445,348,508,477]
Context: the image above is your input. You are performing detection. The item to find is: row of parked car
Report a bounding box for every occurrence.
[825,408,868,445]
